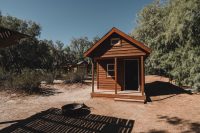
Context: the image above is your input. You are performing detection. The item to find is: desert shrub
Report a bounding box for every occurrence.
[0,67,8,81]
[0,68,5,87]
[43,69,69,84]
[193,74,200,92]
[44,72,55,84]
[0,67,3,80]
[64,71,84,83]
[3,69,44,94]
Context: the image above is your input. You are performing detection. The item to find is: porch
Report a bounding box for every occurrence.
[91,88,145,100]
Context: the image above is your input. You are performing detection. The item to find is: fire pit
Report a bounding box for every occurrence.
[61,103,90,116]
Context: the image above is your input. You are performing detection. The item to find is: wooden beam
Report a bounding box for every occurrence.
[97,61,99,89]
[101,53,146,58]
[92,60,94,93]
[94,55,144,60]
[144,58,145,89]
[115,57,117,94]
[141,56,144,96]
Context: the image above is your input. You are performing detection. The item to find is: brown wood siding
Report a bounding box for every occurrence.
[98,59,121,90]
[84,27,151,57]
[90,33,146,58]
[97,58,141,91]
[101,39,145,58]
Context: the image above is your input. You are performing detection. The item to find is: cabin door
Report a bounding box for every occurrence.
[124,59,139,91]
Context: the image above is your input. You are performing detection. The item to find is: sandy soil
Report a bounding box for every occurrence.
[0,76,200,133]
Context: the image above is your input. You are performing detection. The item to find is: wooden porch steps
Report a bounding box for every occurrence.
[114,98,145,103]
[91,92,145,101]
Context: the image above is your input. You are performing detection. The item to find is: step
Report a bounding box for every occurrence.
[114,98,145,103]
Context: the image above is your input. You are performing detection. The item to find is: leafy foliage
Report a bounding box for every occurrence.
[0,12,99,94]
[70,37,92,62]
[2,69,44,94]
[133,0,200,89]
[0,13,96,73]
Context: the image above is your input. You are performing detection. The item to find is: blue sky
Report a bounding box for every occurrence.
[0,0,153,45]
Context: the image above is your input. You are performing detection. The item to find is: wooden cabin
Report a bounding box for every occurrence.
[76,61,88,73]
[63,61,88,75]
[84,27,151,102]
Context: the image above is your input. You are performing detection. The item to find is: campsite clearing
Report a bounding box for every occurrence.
[0,76,200,133]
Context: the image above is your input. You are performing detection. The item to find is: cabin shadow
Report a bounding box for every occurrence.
[0,108,134,133]
[144,81,192,102]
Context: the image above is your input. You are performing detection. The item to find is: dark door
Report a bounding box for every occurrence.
[124,60,139,90]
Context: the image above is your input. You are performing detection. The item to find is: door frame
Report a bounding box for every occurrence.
[124,59,140,91]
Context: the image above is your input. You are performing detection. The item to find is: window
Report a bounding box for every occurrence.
[107,64,115,77]
[111,38,121,46]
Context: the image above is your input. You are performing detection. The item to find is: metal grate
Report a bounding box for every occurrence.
[0,108,134,133]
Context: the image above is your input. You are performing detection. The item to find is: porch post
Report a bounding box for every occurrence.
[115,57,117,94]
[92,59,94,93]
[141,56,144,96]
[96,60,99,89]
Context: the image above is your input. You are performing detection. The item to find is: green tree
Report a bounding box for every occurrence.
[69,37,92,62]
[0,14,70,73]
[132,0,200,89]
[0,14,42,72]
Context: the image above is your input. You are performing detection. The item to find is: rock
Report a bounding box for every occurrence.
[7,100,16,103]
[11,93,17,97]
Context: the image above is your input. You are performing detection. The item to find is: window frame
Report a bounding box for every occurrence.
[107,64,115,77]
[110,38,121,46]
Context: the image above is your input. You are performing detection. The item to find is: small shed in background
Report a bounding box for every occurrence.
[63,60,89,76]
[74,60,88,76]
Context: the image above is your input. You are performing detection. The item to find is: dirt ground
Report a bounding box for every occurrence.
[0,75,200,133]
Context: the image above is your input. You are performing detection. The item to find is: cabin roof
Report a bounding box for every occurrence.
[77,60,88,65]
[84,27,151,57]
[0,26,30,48]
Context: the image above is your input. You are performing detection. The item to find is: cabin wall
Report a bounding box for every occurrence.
[101,39,145,58]
[97,59,122,90]
[93,32,145,91]
[91,33,146,58]
[97,58,142,91]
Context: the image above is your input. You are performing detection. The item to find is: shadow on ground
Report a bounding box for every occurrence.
[143,115,200,133]
[0,108,134,133]
[156,115,200,133]
[146,129,168,133]
[145,81,192,102]
[35,88,63,96]
[0,86,63,97]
